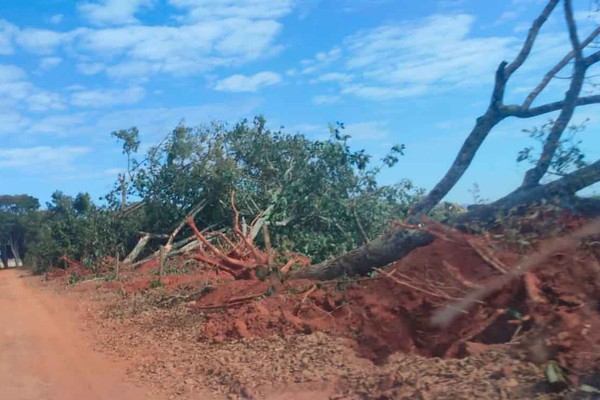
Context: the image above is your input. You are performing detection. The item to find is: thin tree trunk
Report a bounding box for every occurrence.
[8,234,22,267]
[1,243,8,269]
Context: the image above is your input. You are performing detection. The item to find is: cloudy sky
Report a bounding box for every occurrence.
[0,0,598,204]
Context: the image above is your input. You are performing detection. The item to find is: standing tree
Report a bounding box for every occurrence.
[293,0,600,279]
[0,195,40,268]
[111,127,140,212]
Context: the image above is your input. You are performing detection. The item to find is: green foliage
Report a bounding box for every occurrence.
[10,115,423,272]
[429,201,467,223]
[111,127,140,156]
[468,183,488,205]
[518,119,588,179]
[124,117,422,262]
[20,191,143,273]
[148,279,164,289]
[0,195,39,214]
[68,272,80,285]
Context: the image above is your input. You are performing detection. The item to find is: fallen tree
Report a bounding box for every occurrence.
[291,0,600,280]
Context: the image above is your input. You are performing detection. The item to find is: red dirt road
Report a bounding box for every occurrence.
[0,269,155,400]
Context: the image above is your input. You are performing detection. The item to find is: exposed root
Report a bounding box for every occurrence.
[375,267,463,302]
[186,192,309,280]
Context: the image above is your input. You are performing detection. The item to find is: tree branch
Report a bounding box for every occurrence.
[544,157,600,195]
[407,0,559,219]
[563,0,583,56]
[523,26,600,108]
[503,95,600,118]
[505,0,560,77]
[587,49,600,66]
[521,0,587,188]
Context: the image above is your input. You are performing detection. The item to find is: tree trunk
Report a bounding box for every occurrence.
[291,159,600,280]
[8,234,22,267]
[290,230,434,280]
[123,234,151,264]
[1,243,7,269]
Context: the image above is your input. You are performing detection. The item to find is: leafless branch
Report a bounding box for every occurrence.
[505,0,561,77]
[408,0,559,219]
[523,26,600,108]
[503,94,600,118]
[521,0,588,187]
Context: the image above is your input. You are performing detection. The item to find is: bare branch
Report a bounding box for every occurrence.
[587,49,600,66]
[408,0,560,219]
[521,0,588,187]
[545,157,600,195]
[506,0,561,76]
[504,94,600,118]
[523,26,600,108]
[564,0,583,57]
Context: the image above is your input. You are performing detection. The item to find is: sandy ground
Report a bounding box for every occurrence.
[0,269,156,400]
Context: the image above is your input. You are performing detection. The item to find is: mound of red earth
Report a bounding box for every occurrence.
[189,211,600,386]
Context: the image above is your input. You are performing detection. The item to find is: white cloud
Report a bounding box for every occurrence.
[0,146,90,172]
[310,72,352,84]
[5,1,295,81]
[38,56,63,70]
[574,10,600,26]
[168,0,295,21]
[299,47,342,75]
[215,71,281,92]
[78,0,155,26]
[312,94,340,105]
[79,99,263,143]
[15,28,69,54]
[49,14,64,25]
[344,121,390,141]
[300,14,518,100]
[0,20,17,55]
[70,86,146,108]
[0,64,26,82]
[27,114,88,136]
[0,111,30,135]
[0,64,65,112]
[27,91,66,112]
[76,62,105,75]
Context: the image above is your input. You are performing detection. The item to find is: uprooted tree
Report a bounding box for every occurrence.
[291,0,600,280]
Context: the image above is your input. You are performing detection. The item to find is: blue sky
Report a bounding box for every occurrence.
[0,0,598,205]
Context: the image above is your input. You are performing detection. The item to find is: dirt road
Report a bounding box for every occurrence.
[0,269,155,400]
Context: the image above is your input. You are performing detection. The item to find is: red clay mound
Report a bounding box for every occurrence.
[190,212,600,382]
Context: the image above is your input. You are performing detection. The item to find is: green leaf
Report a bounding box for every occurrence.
[545,361,566,384]
[580,384,600,394]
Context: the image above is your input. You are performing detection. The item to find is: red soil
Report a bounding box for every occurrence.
[49,209,600,384]
[188,212,600,381]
